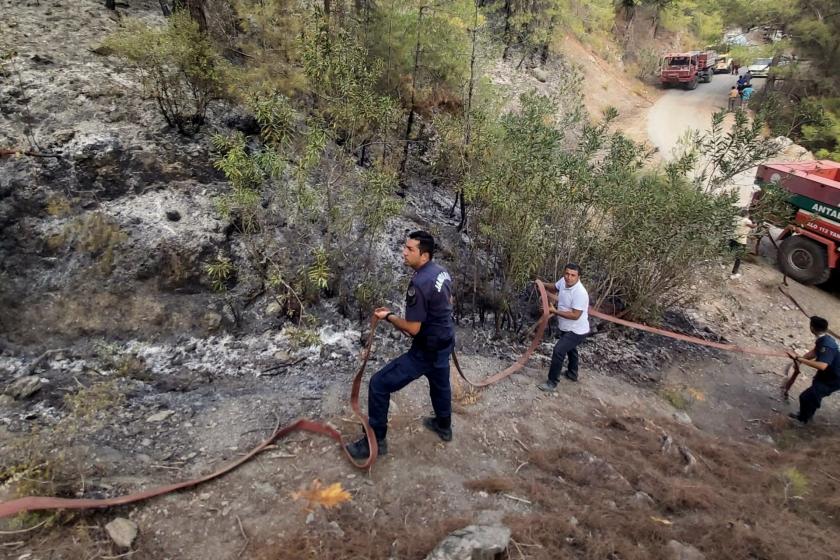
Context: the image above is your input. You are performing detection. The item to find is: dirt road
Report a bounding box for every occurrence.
[646,71,752,157]
[647,73,766,205]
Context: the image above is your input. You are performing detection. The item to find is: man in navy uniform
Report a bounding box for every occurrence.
[788,316,840,424]
[537,263,590,391]
[346,231,455,460]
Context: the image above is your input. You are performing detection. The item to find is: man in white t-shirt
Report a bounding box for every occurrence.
[538,263,590,390]
[730,209,755,279]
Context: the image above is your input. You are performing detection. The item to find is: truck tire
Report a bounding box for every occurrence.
[686,77,698,90]
[706,70,713,83]
[778,235,832,285]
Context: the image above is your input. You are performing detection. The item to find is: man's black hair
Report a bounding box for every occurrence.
[810,315,829,334]
[564,262,581,274]
[409,230,435,259]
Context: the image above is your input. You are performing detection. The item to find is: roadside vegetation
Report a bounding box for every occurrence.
[720,0,840,161]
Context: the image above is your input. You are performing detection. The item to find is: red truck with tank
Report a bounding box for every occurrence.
[754,160,840,284]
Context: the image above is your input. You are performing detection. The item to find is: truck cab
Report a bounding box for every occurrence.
[660,51,717,89]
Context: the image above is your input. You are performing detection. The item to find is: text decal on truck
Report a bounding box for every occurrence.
[791,195,840,224]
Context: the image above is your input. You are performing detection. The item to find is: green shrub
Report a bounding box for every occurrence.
[205,255,235,291]
[802,99,840,162]
[447,92,741,321]
[51,212,127,275]
[104,11,229,134]
[781,466,809,502]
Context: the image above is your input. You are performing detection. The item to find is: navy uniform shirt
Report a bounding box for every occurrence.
[815,335,840,387]
[405,261,455,356]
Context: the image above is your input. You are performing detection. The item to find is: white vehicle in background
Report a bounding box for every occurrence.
[748,58,772,78]
[714,54,733,73]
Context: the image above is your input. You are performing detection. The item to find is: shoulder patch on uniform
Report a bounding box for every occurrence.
[406,285,417,306]
[434,271,451,293]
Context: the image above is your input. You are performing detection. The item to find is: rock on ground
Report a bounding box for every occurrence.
[105,517,138,549]
[665,540,706,560]
[4,376,43,399]
[424,524,511,560]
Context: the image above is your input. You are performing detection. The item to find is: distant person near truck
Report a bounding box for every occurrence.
[729,209,755,279]
[741,85,754,103]
[728,86,739,111]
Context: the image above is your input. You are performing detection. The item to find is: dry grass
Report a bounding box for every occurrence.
[463,477,516,494]
[254,406,840,559]
[251,512,470,560]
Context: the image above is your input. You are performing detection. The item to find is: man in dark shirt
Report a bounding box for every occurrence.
[346,231,456,460]
[788,316,840,423]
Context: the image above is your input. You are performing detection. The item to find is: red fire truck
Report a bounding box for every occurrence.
[754,160,840,284]
[660,51,717,90]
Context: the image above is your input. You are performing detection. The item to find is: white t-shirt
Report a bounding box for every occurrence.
[555,278,590,335]
[733,216,753,245]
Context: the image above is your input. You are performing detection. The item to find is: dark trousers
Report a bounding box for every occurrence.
[368,344,453,441]
[548,331,586,382]
[799,378,840,422]
[729,239,745,274]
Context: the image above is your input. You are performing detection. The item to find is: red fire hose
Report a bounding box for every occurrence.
[0,281,794,519]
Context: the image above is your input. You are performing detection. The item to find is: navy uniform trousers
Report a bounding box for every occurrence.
[368,343,454,441]
[799,374,840,422]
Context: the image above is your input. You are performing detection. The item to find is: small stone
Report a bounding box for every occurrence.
[755,434,775,446]
[632,491,655,506]
[105,517,138,548]
[424,524,511,560]
[31,54,54,65]
[5,376,43,400]
[305,512,316,524]
[204,312,223,331]
[0,394,15,408]
[327,521,344,537]
[531,67,548,82]
[672,411,693,426]
[569,516,578,527]
[52,129,76,145]
[146,410,174,423]
[266,302,283,316]
[665,540,705,560]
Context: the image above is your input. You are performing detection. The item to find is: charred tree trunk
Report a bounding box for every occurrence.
[159,0,171,17]
[105,0,116,9]
[399,6,425,179]
[502,0,513,60]
[173,0,208,32]
[457,2,480,231]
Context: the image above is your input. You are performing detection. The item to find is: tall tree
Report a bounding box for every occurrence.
[173,0,208,32]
